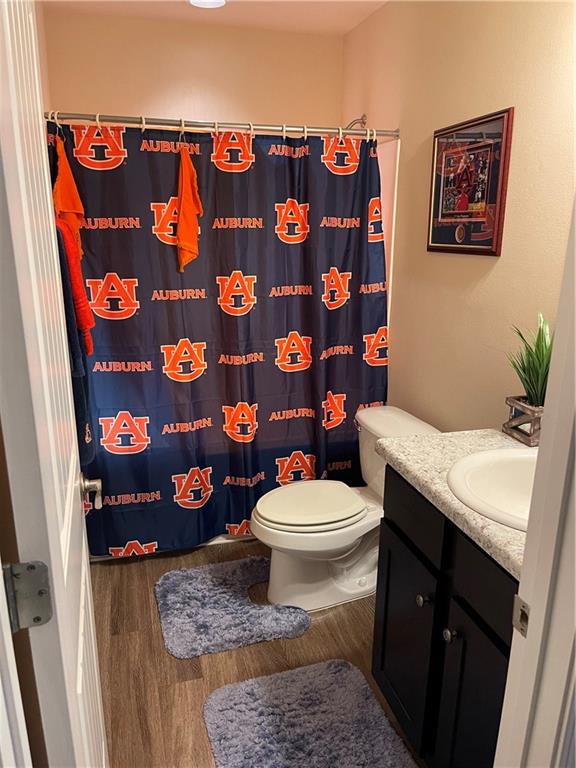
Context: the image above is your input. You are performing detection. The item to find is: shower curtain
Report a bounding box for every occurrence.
[47,122,388,557]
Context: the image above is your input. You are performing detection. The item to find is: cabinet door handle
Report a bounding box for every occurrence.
[415,594,432,608]
[443,628,458,644]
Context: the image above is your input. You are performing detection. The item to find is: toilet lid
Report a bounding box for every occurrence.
[256,480,366,527]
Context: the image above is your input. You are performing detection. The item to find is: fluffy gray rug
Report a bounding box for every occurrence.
[203,659,417,768]
[154,556,310,658]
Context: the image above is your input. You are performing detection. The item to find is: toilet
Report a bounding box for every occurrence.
[250,406,439,611]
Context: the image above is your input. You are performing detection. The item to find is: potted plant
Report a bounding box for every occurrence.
[503,313,553,446]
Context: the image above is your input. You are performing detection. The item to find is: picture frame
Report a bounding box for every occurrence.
[427,107,514,256]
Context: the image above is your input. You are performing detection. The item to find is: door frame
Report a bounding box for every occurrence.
[495,208,575,766]
[0,549,32,768]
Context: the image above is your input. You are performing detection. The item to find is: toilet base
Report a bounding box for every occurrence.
[267,527,380,611]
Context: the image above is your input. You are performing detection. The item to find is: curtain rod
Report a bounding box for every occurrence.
[44,111,400,140]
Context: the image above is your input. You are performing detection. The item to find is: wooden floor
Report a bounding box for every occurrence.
[91,539,395,768]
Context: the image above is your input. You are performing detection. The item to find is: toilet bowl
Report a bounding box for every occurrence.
[250,406,439,611]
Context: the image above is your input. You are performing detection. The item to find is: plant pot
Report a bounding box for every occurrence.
[502,395,544,447]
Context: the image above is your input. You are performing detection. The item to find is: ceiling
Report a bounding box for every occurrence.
[40,0,385,35]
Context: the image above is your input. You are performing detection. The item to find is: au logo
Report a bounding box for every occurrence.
[321,136,361,175]
[108,540,158,557]
[222,402,258,443]
[276,451,316,485]
[322,391,347,430]
[275,331,312,372]
[161,338,207,382]
[216,270,257,316]
[86,273,139,320]
[70,125,127,171]
[321,267,352,310]
[368,197,384,243]
[99,411,151,454]
[151,197,178,245]
[211,132,255,172]
[363,326,389,366]
[275,198,310,244]
[226,520,252,537]
[172,466,213,509]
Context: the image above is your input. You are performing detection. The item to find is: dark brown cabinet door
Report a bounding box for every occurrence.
[432,599,509,768]
[372,521,438,752]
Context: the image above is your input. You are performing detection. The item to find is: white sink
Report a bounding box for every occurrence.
[447,448,538,531]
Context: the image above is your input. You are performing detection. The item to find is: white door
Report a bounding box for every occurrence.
[0,2,108,766]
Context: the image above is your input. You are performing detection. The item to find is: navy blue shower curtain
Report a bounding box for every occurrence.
[47,123,388,557]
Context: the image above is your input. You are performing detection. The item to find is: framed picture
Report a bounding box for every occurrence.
[427,107,514,256]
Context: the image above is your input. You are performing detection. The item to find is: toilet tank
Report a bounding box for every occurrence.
[355,406,439,499]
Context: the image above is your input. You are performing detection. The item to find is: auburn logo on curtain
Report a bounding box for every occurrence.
[321,136,361,175]
[161,339,207,382]
[211,132,255,172]
[71,125,127,170]
[275,199,310,244]
[86,273,139,320]
[321,267,352,309]
[368,197,384,242]
[99,411,151,454]
[276,451,316,484]
[275,331,313,372]
[222,402,258,442]
[322,391,347,430]
[363,326,389,366]
[151,197,179,244]
[108,540,158,557]
[216,271,257,315]
[172,467,213,508]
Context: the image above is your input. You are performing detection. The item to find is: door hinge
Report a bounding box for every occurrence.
[512,594,530,638]
[2,561,52,633]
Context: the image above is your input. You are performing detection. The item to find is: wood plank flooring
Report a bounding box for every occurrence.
[91,539,404,768]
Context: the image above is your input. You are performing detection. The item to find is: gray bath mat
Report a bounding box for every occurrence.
[203,659,416,768]
[154,556,310,658]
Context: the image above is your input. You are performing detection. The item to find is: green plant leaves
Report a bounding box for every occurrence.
[508,313,553,407]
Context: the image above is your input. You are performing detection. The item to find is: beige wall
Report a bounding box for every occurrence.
[343,2,574,431]
[41,5,343,125]
[41,3,573,432]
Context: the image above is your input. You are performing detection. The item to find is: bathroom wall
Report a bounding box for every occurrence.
[39,4,343,125]
[343,2,574,431]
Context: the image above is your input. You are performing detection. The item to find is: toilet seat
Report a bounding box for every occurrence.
[255,480,366,532]
[252,507,367,533]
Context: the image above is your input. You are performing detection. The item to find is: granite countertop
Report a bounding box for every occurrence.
[376,429,526,579]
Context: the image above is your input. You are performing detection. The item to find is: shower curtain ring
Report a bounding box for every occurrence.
[338,126,343,141]
[54,111,65,139]
[140,116,146,134]
[303,125,308,141]
[214,121,219,135]
[248,122,254,137]
[365,126,370,141]
[282,124,287,140]
[372,128,377,142]
[179,118,186,141]
[95,113,102,131]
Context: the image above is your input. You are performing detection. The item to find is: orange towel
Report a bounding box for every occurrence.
[56,219,95,355]
[53,135,85,257]
[177,147,203,272]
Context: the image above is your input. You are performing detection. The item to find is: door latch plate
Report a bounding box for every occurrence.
[3,561,52,633]
[512,593,530,638]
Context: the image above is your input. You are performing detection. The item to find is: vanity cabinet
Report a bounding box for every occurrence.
[373,467,518,768]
